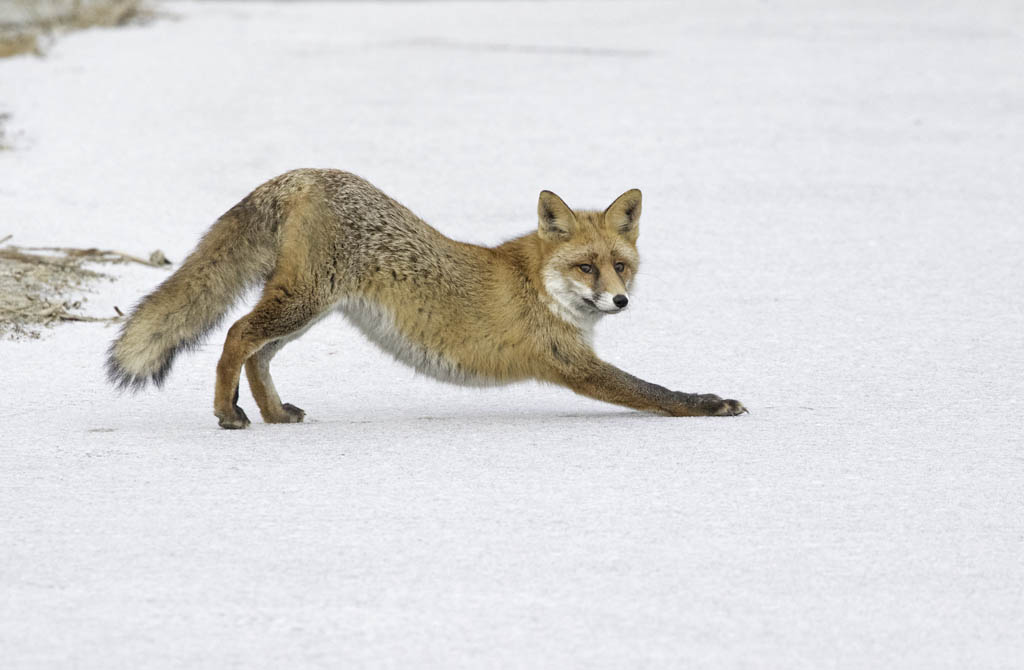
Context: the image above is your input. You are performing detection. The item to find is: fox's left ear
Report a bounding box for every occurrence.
[538,190,578,241]
[604,189,642,241]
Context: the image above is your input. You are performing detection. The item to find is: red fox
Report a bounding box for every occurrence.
[107,169,746,428]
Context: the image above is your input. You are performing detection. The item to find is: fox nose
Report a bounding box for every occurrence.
[613,294,628,309]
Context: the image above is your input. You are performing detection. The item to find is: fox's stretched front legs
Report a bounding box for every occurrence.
[214,284,325,429]
[561,358,746,417]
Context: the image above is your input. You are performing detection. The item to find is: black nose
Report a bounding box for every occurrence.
[613,294,628,308]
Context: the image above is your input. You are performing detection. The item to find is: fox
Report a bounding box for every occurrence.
[106,169,746,428]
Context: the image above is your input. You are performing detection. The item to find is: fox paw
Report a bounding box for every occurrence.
[266,403,305,424]
[669,393,747,416]
[711,398,747,416]
[216,405,251,430]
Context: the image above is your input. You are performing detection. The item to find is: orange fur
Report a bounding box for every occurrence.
[106,169,746,428]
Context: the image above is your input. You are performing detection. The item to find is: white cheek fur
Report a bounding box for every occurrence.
[542,265,600,331]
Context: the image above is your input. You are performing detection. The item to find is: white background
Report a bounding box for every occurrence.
[1,1,1022,667]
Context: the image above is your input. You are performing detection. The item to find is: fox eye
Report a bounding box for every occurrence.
[578,264,594,274]
[614,262,625,273]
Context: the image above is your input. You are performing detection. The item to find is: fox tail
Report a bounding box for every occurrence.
[106,208,277,391]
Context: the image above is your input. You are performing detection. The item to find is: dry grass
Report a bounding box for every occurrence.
[0,0,147,58]
[1,1,164,336]
[0,31,37,58]
[0,112,11,150]
[0,236,170,340]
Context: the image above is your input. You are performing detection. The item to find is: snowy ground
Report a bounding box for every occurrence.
[2,1,1023,667]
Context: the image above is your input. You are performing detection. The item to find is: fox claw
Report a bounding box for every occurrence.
[266,403,305,424]
[216,405,251,429]
[714,399,747,416]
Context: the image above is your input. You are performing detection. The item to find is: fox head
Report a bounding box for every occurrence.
[536,188,641,327]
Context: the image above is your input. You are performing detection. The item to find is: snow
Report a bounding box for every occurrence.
[2,1,1023,667]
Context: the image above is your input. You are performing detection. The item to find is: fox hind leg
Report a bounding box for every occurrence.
[214,285,327,429]
[245,336,307,424]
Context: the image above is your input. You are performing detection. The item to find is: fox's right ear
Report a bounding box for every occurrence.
[537,190,577,241]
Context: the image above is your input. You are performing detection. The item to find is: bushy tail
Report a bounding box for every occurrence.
[106,210,277,391]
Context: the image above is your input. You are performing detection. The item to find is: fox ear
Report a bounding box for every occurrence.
[538,190,577,241]
[604,189,642,241]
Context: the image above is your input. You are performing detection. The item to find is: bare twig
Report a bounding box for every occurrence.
[58,312,117,323]
[9,245,171,267]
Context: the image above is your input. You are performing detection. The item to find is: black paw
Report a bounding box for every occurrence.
[216,405,251,429]
[711,398,747,416]
[274,403,306,424]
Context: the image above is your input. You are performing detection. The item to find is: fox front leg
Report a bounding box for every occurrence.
[561,359,746,417]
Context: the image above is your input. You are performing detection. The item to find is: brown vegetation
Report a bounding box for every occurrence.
[0,0,146,58]
[0,236,170,340]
